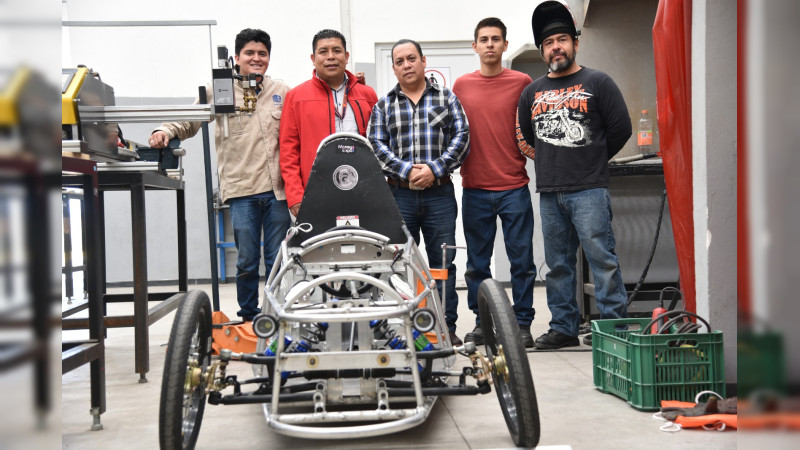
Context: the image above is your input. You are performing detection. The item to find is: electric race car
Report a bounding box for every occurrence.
[158,133,540,449]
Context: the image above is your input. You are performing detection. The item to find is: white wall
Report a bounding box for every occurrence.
[63,1,347,96]
[4,0,60,86]
[692,0,738,384]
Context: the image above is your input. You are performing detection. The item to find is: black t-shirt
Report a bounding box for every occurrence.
[517,67,631,192]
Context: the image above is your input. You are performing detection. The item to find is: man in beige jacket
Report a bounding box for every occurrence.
[150,28,290,321]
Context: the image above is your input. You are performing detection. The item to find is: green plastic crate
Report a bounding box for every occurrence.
[592,318,726,411]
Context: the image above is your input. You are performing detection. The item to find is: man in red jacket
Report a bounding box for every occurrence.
[280,29,378,217]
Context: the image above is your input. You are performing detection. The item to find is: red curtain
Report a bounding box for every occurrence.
[652,0,695,312]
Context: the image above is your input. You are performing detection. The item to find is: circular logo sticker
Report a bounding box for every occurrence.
[332,165,358,190]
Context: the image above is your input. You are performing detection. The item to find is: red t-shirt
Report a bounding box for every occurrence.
[452,68,532,190]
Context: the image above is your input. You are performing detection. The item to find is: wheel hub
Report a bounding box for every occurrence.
[492,345,510,382]
[185,363,203,392]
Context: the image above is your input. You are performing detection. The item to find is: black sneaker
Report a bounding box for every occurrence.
[582,334,592,346]
[449,330,463,346]
[534,329,579,349]
[519,325,535,348]
[464,326,484,345]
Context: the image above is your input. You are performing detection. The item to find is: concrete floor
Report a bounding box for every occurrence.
[61,283,736,449]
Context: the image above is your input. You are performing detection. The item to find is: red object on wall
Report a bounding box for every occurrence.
[652,0,695,313]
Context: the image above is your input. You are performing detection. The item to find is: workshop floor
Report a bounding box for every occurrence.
[61,283,736,449]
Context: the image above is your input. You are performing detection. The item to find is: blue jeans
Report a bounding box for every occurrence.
[229,193,290,319]
[540,188,627,337]
[463,187,536,326]
[390,182,459,332]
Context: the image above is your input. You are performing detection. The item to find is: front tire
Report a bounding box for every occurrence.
[159,290,213,450]
[478,279,540,448]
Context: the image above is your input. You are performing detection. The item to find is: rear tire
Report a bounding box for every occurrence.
[159,290,213,450]
[478,279,540,448]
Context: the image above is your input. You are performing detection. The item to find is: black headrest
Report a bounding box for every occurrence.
[289,133,406,247]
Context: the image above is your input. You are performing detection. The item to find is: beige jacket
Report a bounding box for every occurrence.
[154,76,290,204]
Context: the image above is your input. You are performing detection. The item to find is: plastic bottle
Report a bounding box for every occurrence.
[265,335,311,379]
[412,329,434,351]
[264,335,293,357]
[637,109,653,154]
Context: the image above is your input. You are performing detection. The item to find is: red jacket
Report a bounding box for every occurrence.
[280,70,378,207]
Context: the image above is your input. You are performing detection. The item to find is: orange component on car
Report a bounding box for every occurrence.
[211,310,259,355]
[415,269,448,344]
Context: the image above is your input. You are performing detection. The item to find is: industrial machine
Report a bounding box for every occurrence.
[61,47,257,169]
[159,134,541,449]
[2,67,59,159]
[61,66,139,161]
[60,65,218,174]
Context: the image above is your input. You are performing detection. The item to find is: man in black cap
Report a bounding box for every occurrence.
[516,0,632,349]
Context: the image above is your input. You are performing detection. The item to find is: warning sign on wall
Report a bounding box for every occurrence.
[425,68,451,88]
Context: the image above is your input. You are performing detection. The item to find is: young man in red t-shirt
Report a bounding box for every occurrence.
[452,17,536,347]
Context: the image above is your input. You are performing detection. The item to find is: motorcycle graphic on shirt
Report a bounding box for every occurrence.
[531,85,592,148]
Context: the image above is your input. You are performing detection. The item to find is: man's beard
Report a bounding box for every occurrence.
[547,51,575,73]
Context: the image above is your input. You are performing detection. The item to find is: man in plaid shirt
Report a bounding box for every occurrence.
[367,38,470,345]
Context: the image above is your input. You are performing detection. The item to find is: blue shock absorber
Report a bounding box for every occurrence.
[370,320,429,372]
[370,319,406,349]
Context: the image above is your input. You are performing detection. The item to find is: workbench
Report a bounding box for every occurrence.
[63,167,187,383]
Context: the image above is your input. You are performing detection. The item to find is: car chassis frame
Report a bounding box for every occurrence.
[158,134,540,449]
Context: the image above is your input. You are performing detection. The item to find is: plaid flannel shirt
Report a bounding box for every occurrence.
[368,82,469,180]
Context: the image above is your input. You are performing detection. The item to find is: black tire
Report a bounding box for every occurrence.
[159,290,213,450]
[478,279,540,448]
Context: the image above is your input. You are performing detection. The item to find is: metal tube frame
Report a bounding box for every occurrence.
[254,226,456,438]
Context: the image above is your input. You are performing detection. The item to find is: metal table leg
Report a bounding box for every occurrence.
[177,188,188,292]
[130,180,149,383]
